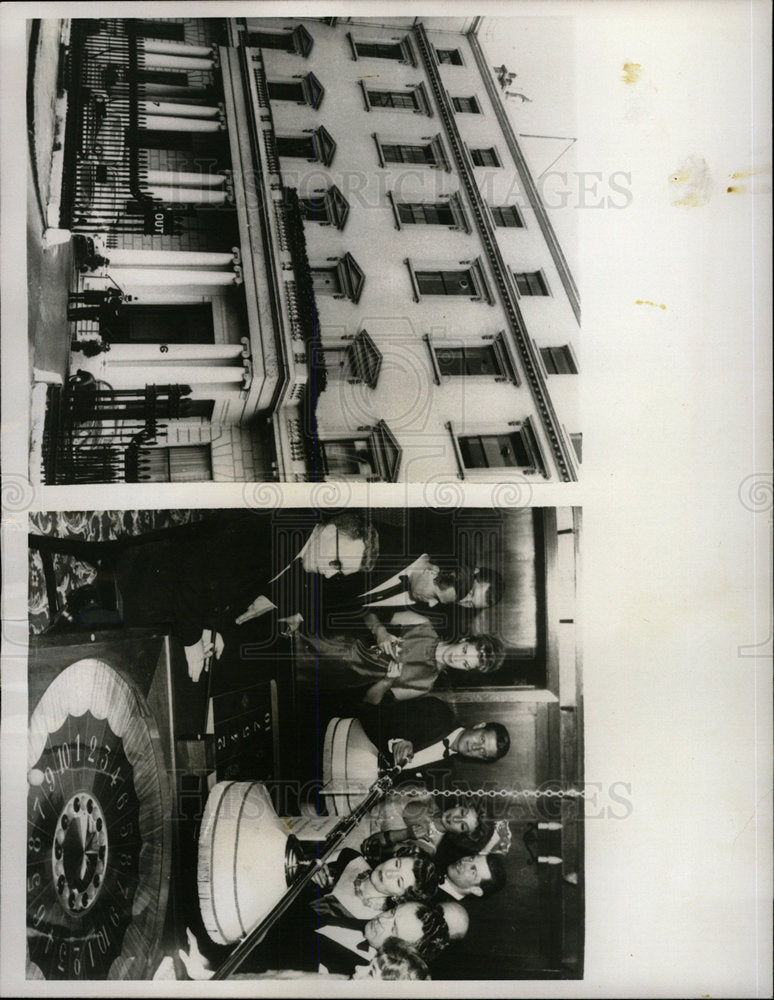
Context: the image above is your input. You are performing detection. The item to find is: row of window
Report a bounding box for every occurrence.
[81,300,576,378]
[263,71,485,122]
[322,419,552,482]
[247,25,464,68]
[148,422,556,484]
[300,189,523,231]
[308,257,555,306]
[273,126,503,173]
[326,330,577,384]
[138,418,579,484]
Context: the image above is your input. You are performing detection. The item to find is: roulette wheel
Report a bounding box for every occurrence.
[26,636,174,980]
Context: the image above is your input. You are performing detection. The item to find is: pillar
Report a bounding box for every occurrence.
[144,186,228,205]
[141,115,221,133]
[146,170,226,188]
[107,343,245,362]
[108,267,237,288]
[142,40,214,59]
[106,248,235,267]
[140,100,220,119]
[144,52,215,72]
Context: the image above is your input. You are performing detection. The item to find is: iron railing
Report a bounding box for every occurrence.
[41,375,194,484]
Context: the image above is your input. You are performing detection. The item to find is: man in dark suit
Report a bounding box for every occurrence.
[29,509,378,682]
[311,900,449,977]
[357,696,511,784]
[436,853,507,902]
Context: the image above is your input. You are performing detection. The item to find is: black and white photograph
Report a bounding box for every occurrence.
[2,1,771,997]
[25,504,582,981]
[28,14,580,486]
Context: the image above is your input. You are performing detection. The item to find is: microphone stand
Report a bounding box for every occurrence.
[210,767,400,979]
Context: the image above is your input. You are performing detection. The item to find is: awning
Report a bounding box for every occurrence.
[346,330,382,388]
[303,72,325,109]
[325,184,349,230]
[339,252,365,303]
[292,24,314,57]
[369,419,401,482]
[312,125,336,167]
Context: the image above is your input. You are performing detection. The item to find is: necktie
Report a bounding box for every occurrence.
[355,939,370,953]
[443,738,452,759]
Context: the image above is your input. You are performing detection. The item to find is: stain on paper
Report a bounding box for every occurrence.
[670,156,711,207]
[622,62,642,84]
[635,300,666,310]
[727,166,772,195]
[730,167,769,179]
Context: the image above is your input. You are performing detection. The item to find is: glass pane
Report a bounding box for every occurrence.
[437,48,462,65]
[464,346,497,375]
[460,433,527,468]
[459,436,487,468]
[516,272,548,296]
[357,41,401,59]
[311,268,342,295]
[482,436,513,466]
[370,90,416,109]
[299,197,329,223]
[267,81,305,102]
[250,32,294,50]
[276,136,314,159]
[324,440,373,478]
[384,144,431,164]
[436,348,467,376]
[416,271,446,295]
[493,206,522,227]
[472,148,496,167]
[417,270,471,295]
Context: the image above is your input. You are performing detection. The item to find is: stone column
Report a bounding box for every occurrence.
[107,267,238,287]
[140,100,221,119]
[107,343,245,362]
[141,115,221,133]
[106,248,235,267]
[145,170,227,188]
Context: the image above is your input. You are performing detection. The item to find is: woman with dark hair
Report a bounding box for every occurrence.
[295,617,505,704]
[308,844,437,921]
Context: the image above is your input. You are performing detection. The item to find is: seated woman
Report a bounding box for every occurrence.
[295,609,505,704]
[360,796,492,865]
[366,789,482,854]
[308,844,437,921]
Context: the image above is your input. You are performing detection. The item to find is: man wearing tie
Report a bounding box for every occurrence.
[358,560,504,651]
[437,853,507,901]
[358,696,511,782]
[312,900,450,976]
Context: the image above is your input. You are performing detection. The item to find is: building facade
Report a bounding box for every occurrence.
[35,16,580,484]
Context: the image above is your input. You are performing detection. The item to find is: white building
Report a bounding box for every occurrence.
[35,16,580,484]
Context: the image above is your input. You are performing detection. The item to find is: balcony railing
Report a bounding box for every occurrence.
[41,375,194,484]
[61,19,236,248]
